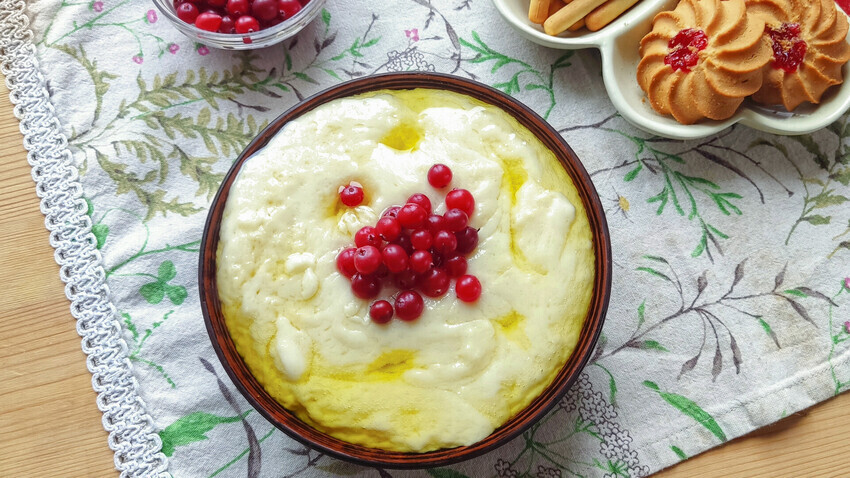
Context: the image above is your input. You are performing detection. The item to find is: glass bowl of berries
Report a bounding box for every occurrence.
[153,0,325,49]
[200,72,611,466]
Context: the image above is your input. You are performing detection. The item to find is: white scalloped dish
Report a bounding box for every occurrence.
[493,0,850,139]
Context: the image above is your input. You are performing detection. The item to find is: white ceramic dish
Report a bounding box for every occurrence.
[493,0,850,139]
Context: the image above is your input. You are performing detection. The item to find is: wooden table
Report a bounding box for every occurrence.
[1,76,848,478]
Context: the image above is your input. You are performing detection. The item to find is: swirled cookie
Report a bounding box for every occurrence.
[747,0,850,110]
[637,0,772,124]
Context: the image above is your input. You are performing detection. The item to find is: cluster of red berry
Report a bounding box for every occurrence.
[335,164,482,324]
[173,0,307,34]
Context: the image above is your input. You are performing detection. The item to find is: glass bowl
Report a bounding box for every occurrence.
[199,72,612,468]
[152,0,326,50]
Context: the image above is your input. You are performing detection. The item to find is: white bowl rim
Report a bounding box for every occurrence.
[492,0,850,139]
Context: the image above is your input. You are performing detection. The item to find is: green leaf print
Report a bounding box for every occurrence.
[139,260,187,305]
[579,123,763,260]
[802,215,832,225]
[638,340,669,352]
[426,469,471,478]
[460,31,572,119]
[159,411,250,457]
[52,44,117,126]
[831,167,850,185]
[91,223,109,249]
[158,260,176,282]
[166,285,188,305]
[671,446,688,460]
[124,311,176,387]
[750,118,850,250]
[758,318,781,348]
[642,381,727,442]
[624,163,642,182]
[140,281,165,304]
[637,300,646,328]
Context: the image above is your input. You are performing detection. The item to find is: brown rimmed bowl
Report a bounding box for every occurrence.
[199,72,611,468]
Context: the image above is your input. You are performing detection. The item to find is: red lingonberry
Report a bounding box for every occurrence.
[278,0,302,18]
[428,164,452,188]
[369,300,394,324]
[420,268,450,297]
[374,263,390,279]
[339,184,364,207]
[455,275,482,302]
[395,290,424,321]
[433,230,457,254]
[353,245,381,275]
[195,12,222,31]
[409,250,433,274]
[381,244,409,273]
[218,14,236,32]
[336,247,357,278]
[443,208,469,232]
[445,255,468,278]
[382,205,401,218]
[234,15,260,33]
[446,188,474,217]
[393,232,414,255]
[407,193,432,215]
[410,229,433,251]
[393,269,419,289]
[397,203,427,228]
[207,0,226,6]
[176,2,200,23]
[431,250,446,268]
[351,273,381,299]
[426,214,447,233]
[225,0,249,16]
[376,216,401,242]
[354,226,381,248]
[252,0,278,20]
[455,227,479,254]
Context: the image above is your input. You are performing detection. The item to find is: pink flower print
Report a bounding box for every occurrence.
[168,43,180,54]
[91,1,103,12]
[845,277,850,291]
[197,44,210,56]
[132,55,143,64]
[844,321,850,334]
[146,9,158,23]
[405,28,419,42]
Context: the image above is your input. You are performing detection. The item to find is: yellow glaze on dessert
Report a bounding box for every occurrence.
[216,89,595,452]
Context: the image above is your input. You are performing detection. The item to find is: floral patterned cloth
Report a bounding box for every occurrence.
[8,0,850,476]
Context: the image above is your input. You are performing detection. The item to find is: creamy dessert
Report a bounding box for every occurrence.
[216,88,595,452]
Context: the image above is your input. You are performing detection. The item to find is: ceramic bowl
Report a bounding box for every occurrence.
[152,0,325,50]
[493,0,850,139]
[199,72,611,467]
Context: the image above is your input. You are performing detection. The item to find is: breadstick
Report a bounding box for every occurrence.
[544,0,608,35]
[585,0,639,31]
[547,0,566,16]
[529,0,552,24]
[548,0,586,30]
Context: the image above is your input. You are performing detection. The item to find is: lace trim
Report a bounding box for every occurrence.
[0,2,169,476]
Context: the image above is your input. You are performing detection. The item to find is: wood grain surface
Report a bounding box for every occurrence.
[0,74,848,477]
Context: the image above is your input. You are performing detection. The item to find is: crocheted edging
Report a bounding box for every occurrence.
[0,2,169,477]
